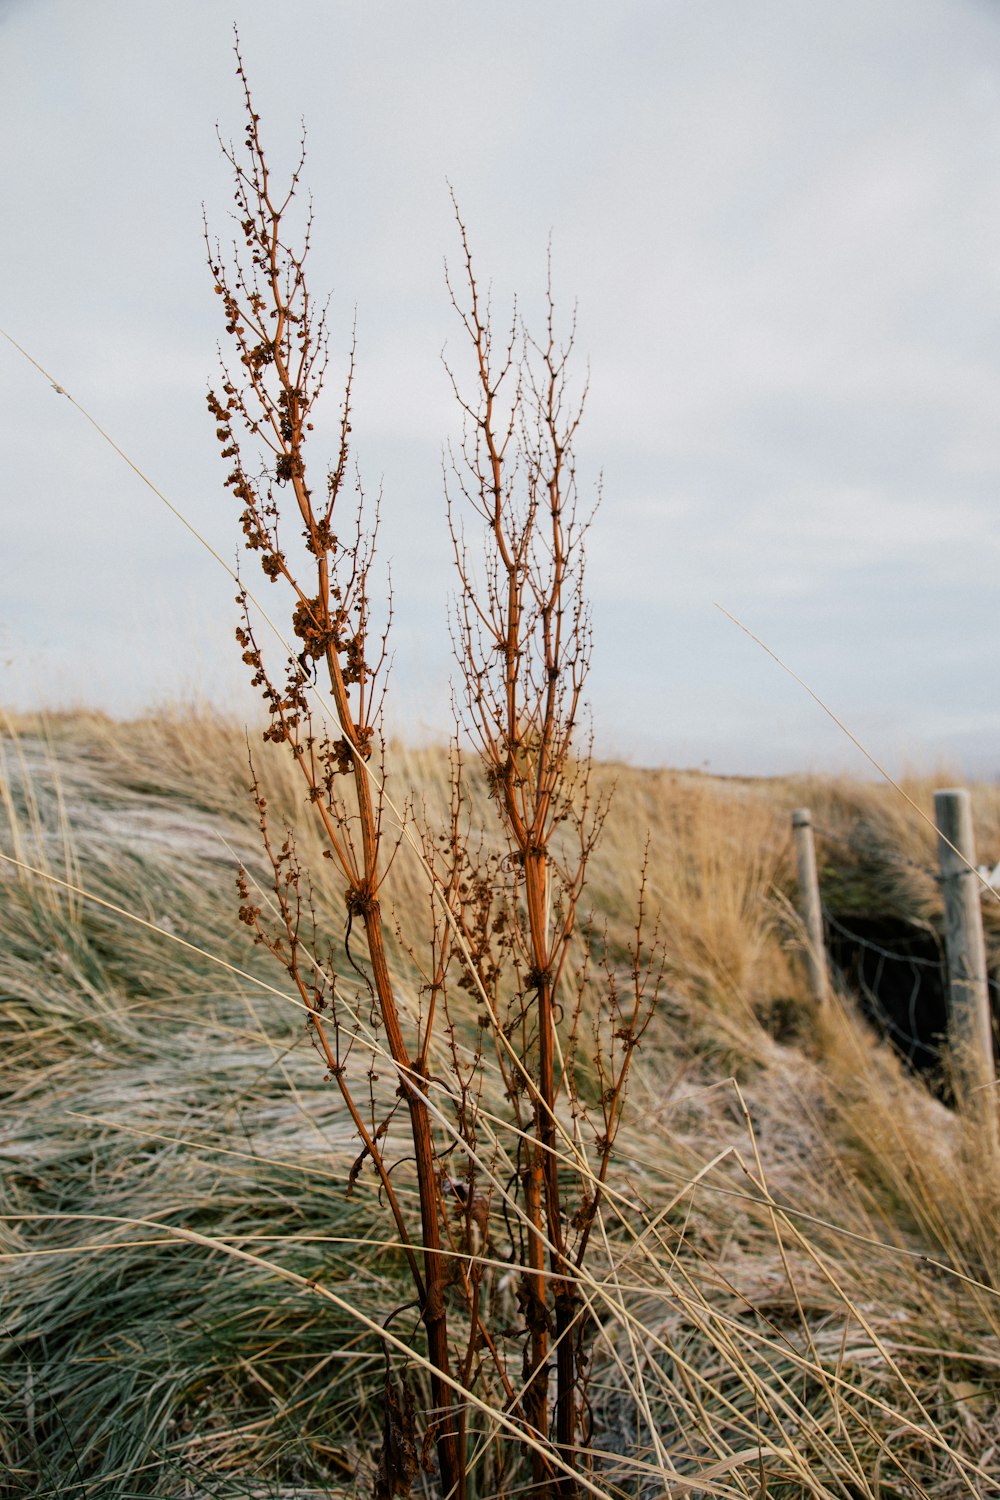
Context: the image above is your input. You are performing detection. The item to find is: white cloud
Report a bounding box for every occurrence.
[2,0,999,773]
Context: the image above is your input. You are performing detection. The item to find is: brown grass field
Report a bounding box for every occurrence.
[1,706,998,1498]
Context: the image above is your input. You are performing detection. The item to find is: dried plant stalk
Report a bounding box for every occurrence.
[207,52,659,1500]
[443,209,659,1495]
[206,52,462,1494]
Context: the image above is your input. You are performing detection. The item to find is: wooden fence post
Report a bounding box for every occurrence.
[934,788,998,1144]
[792,808,829,1005]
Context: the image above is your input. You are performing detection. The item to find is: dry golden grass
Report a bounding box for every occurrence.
[2,707,999,1497]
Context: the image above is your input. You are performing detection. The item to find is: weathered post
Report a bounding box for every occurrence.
[792,808,829,1005]
[934,788,998,1145]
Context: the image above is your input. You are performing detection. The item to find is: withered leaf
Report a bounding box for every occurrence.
[373,1369,419,1500]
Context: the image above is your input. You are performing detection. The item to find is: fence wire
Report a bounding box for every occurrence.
[798,812,998,1092]
[822,905,947,1069]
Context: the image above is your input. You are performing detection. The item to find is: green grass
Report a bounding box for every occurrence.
[2,711,998,1497]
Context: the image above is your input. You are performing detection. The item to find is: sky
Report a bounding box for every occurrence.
[2,0,999,776]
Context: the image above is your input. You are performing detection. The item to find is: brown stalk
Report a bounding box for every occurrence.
[444,207,604,1497]
[209,50,658,1500]
[207,49,461,1496]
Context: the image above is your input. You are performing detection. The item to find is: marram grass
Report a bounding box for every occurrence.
[1,711,998,1497]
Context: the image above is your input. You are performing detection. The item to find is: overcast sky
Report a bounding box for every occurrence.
[2,0,999,775]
